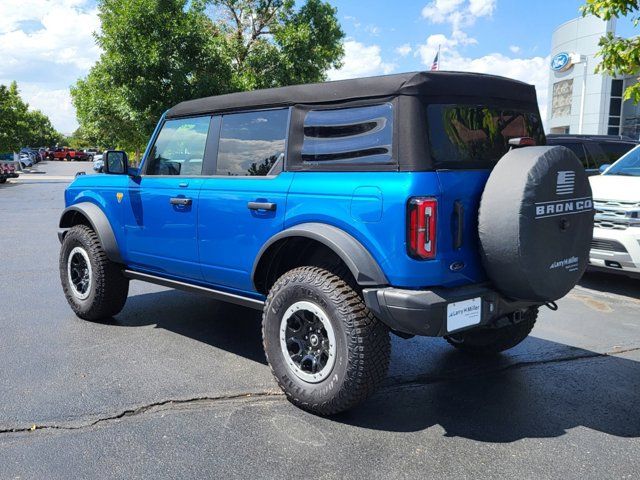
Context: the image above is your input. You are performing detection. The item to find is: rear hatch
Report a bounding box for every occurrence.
[426,102,546,284]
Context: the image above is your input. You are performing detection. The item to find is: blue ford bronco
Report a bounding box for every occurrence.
[58,72,594,415]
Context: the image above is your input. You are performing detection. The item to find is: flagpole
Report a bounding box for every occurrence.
[438,44,441,70]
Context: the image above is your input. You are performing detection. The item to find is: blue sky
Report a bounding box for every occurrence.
[0,0,636,133]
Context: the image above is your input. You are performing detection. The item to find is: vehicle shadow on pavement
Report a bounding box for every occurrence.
[338,336,640,441]
[579,271,639,300]
[109,289,640,442]
[112,290,267,365]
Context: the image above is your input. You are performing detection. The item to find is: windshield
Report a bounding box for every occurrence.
[604,145,640,176]
[427,104,545,168]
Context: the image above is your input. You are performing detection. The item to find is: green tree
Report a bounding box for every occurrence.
[213,0,344,89]
[0,81,61,152]
[73,0,232,154]
[582,0,640,102]
[72,0,344,153]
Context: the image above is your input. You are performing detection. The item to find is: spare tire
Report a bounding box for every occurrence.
[478,146,594,302]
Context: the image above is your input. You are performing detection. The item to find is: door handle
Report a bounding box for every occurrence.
[247,201,276,211]
[170,197,192,206]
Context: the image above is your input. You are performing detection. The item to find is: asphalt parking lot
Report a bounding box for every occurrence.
[1,161,639,479]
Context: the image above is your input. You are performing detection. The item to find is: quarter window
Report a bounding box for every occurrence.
[216,109,289,176]
[301,103,394,165]
[146,116,211,176]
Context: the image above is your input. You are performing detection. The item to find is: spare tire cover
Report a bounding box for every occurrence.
[478,146,594,302]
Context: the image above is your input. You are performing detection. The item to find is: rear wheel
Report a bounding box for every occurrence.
[65,154,71,161]
[59,225,129,320]
[445,307,538,355]
[263,266,390,415]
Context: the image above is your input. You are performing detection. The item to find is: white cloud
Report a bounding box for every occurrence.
[396,43,412,57]
[468,0,496,17]
[0,0,101,133]
[328,40,396,81]
[422,0,495,36]
[421,0,466,23]
[509,45,521,54]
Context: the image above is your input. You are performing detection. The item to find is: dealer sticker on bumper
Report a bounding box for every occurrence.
[446,297,482,332]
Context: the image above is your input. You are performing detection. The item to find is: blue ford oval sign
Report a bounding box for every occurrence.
[551,52,572,72]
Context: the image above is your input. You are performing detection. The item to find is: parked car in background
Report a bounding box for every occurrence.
[20,148,41,164]
[48,147,90,161]
[589,145,640,278]
[18,153,33,168]
[92,154,104,172]
[84,148,101,161]
[547,134,638,176]
[0,153,19,183]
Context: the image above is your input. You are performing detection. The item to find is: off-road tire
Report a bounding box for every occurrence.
[59,225,129,321]
[445,307,538,355]
[263,266,390,415]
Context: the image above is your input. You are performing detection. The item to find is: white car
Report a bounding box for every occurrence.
[588,145,640,278]
[92,154,104,172]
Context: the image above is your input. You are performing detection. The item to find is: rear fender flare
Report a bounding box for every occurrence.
[252,223,388,290]
[59,202,123,264]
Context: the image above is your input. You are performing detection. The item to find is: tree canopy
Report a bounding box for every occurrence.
[582,0,640,103]
[71,0,344,153]
[0,82,61,152]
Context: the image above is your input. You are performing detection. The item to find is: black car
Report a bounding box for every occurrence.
[546,134,638,176]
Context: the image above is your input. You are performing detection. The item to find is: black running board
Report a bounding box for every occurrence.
[123,270,265,310]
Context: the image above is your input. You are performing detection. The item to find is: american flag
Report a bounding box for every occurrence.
[431,49,439,71]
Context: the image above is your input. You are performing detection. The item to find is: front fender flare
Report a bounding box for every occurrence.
[252,223,388,290]
[59,202,123,264]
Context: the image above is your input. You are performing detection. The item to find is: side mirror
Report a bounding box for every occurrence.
[104,150,128,175]
[599,163,611,174]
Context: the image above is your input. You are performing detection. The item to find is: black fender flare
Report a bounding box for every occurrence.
[252,223,388,290]
[58,202,123,264]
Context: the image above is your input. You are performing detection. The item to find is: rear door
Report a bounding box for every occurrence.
[426,103,546,283]
[197,108,293,293]
[122,115,211,280]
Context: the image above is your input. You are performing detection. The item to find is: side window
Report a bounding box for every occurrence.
[301,103,393,166]
[561,142,590,169]
[146,116,211,176]
[599,142,636,165]
[216,109,289,176]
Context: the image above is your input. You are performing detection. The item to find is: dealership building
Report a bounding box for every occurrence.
[547,15,639,139]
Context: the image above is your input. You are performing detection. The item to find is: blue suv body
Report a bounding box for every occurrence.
[58,72,593,414]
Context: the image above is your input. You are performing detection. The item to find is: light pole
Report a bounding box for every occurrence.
[571,54,588,134]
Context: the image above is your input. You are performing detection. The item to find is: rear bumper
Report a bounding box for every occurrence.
[363,283,538,337]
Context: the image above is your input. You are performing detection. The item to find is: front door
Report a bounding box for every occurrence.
[122,115,212,281]
[198,108,293,293]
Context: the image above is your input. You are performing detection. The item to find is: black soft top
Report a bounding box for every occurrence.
[166,71,538,118]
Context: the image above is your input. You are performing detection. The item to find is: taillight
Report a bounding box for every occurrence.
[408,197,437,259]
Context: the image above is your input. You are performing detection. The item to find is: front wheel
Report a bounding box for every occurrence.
[445,307,538,355]
[263,267,390,415]
[59,225,129,320]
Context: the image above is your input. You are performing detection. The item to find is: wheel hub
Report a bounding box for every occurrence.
[67,246,92,300]
[279,301,336,383]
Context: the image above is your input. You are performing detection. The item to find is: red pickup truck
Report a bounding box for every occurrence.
[48,147,89,161]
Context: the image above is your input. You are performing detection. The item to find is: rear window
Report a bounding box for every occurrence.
[427,104,545,167]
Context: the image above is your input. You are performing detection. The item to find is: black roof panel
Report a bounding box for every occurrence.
[166,71,539,118]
